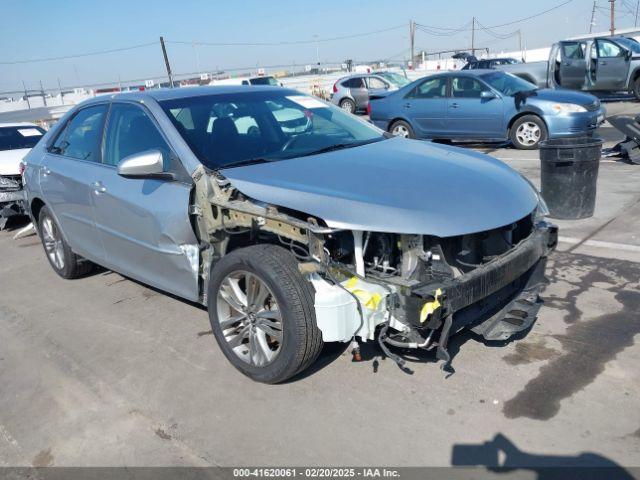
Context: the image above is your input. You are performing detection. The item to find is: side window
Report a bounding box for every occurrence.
[597,40,624,58]
[407,77,447,99]
[103,103,171,167]
[562,42,585,59]
[450,77,487,98]
[367,77,387,89]
[51,104,108,161]
[345,77,365,88]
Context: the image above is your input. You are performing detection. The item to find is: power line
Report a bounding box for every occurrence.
[486,0,574,28]
[0,42,157,65]
[169,24,405,47]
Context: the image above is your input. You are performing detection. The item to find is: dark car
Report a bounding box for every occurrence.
[462,57,521,70]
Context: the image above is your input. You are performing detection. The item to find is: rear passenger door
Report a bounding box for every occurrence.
[347,77,368,109]
[402,77,449,137]
[40,103,109,263]
[90,102,200,301]
[445,76,504,138]
[558,41,587,89]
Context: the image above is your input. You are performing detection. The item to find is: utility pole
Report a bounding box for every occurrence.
[39,80,47,107]
[590,0,597,33]
[159,36,174,88]
[57,78,64,105]
[610,0,615,36]
[635,0,639,27]
[409,20,415,69]
[22,80,30,110]
[471,17,476,56]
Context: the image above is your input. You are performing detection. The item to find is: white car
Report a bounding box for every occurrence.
[0,122,46,229]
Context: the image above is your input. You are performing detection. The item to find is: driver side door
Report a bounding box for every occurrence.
[91,101,200,301]
[593,39,630,90]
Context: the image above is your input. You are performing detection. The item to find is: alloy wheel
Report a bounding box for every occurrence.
[41,215,65,270]
[515,122,541,147]
[216,270,283,367]
[392,124,410,137]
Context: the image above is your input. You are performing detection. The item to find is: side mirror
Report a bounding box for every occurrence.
[626,49,633,61]
[481,90,497,100]
[117,150,174,180]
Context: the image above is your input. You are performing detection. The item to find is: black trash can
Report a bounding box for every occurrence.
[539,136,603,220]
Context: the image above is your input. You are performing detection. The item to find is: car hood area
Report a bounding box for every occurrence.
[0,148,30,175]
[529,88,599,108]
[220,137,538,237]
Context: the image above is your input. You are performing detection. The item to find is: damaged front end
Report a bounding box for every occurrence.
[0,174,26,230]
[190,164,557,369]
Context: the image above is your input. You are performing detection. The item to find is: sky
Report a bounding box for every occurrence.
[1,0,638,93]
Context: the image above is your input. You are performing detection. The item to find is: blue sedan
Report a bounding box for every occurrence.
[369,70,606,149]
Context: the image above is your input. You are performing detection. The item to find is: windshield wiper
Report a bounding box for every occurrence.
[289,139,381,159]
[218,157,272,170]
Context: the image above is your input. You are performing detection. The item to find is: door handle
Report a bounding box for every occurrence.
[403,102,411,109]
[449,103,460,109]
[600,61,607,66]
[92,181,106,195]
[41,166,51,176]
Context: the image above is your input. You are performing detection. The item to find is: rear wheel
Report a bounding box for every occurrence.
[339,98,356,114]
[510,115,547,150]
[632,77,640,101]
[37,205,94,279]
[207,245,323,384]
[389,120,415,139]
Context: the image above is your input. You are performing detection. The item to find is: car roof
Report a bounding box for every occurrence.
[81,85,297,105]
[0,122,39,128]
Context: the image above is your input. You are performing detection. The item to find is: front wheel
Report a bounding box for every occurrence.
[207,245,323,384]
[510,115,548,150]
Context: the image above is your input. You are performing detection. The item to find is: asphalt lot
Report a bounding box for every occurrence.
[1,100,639,470]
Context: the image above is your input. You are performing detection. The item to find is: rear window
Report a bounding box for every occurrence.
[0,126,46,151]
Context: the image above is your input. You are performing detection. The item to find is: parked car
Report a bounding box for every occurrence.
[373,71,411,88]
[210,75,281,86]
[331,74,396,113]
[24,86,557,383]
[369,70,605,149]
[0,123,46,229]
[462,57,520,70]
[494,36,640,99]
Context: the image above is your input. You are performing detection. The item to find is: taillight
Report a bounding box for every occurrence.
[366,102,372,116]
[18,162,25,176]
[333,82,338,93]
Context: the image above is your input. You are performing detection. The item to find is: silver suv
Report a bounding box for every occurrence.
[331,74,396,113]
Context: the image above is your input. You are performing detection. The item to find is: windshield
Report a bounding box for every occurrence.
[0,126,45,151]
[615,37,640,54]
[250,76,280,86]
[377,72,410,87]
[161,91,385,169]
[480,71,536,96]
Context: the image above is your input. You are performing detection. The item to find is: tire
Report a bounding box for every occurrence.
[339,98,356,114]
[632,77,640,101]
[37,205,95,279]
[510,115,548,150]
[389,120,415,139]
[207,244,323,384]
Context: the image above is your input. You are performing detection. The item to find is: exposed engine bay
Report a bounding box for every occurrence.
[190,164,558,370]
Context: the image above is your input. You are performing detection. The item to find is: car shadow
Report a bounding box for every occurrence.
[451,433,635,479]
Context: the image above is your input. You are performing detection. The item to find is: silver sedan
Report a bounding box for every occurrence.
[23,86,556,383]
